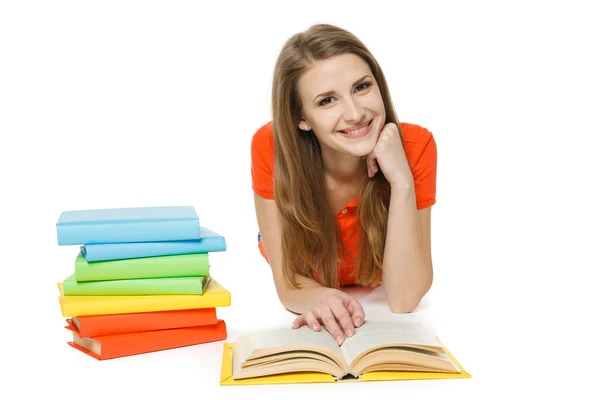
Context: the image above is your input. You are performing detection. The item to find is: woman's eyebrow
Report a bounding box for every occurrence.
[312,74,372,102]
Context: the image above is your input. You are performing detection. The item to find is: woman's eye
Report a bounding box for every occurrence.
[319,97,333,106]
[356,82,371,92]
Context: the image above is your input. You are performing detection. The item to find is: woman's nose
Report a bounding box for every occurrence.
[343,99,366,124]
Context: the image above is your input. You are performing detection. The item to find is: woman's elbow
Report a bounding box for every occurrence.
[389,299,420,314]
[387,286,430,314]
[386,283,431,314]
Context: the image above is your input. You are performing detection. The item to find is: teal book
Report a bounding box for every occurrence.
[74,252,210,282]
[62,274,212,295]
[56,205,201,245]
[81,226,226,262]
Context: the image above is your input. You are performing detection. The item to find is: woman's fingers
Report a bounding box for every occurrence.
[304,310,321,332]
[366,154,372,177]
[345,297,366,328]
[366,152,379,177]
[319,307,346,346]
[292,310,321,331]
[329,297,356,338]
[291,314,305,329]
[291,295,366,347]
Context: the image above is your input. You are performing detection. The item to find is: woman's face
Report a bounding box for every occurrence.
[296,53,386,158]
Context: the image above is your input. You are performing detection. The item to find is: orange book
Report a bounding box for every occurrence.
[66,308,217,338]
[65,319,227,360]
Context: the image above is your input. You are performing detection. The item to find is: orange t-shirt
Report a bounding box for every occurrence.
[251,121,437,286]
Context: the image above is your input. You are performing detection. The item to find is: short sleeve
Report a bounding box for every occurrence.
[401,123,437,209]
[251,122,276,199]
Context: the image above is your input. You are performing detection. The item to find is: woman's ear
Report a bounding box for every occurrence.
[298,120,311,131]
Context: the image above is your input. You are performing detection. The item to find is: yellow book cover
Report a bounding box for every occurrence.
[58,277,231,317]
[220,321,471,385]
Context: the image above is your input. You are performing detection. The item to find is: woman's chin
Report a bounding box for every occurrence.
[347,140,377,158]
[352,150,375,158]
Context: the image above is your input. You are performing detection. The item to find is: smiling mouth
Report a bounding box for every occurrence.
[339,120,372,136]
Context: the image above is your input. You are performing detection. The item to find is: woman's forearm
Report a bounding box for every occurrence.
[382,187,433,313]
[254,196,338,314]
[278,275,339,314]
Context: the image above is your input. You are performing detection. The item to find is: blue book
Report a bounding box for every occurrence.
[56,206,201,245]
[80,226,226,261]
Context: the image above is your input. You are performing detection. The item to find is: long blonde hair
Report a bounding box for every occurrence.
[272,24,402,289]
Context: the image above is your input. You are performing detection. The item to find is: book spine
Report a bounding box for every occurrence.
[74,253,210,281]
[72,308,218,337]
[56,219,201,245]
[63,276,210,295]
[81,237,226,262]
[58,291,231,316]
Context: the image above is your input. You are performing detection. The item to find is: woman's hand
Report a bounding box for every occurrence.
[366,123,413,189]
[291,290,365,345]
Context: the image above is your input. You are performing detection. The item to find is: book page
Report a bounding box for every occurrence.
[339,320,443,366]
[72,332,101,355]
[352,347,460,374]
[233,325,345,377]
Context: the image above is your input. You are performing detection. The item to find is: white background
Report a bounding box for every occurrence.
[1,0,599,398]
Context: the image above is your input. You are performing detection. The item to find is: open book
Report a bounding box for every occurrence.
[232,320,462,381]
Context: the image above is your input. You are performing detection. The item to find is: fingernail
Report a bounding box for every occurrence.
[346,329,353,337]
[355,318,362,327]
[337,336,344,346]
[312,324,319,331]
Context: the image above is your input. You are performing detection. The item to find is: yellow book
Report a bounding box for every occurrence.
[58,277,231,317]
[220,321,471,385]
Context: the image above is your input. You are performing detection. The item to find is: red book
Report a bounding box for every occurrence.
[67,308,217,337]
[65,319,227,360]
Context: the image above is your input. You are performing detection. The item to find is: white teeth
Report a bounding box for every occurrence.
[345,125,367,135]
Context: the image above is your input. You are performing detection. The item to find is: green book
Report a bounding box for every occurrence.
[74,252,210,282]
[63,274,212,295]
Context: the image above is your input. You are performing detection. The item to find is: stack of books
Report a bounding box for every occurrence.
[55,205,231,360]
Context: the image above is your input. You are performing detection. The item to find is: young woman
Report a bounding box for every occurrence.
[251,24,437,346]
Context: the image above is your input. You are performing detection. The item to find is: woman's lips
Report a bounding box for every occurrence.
[338,120,372,138]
